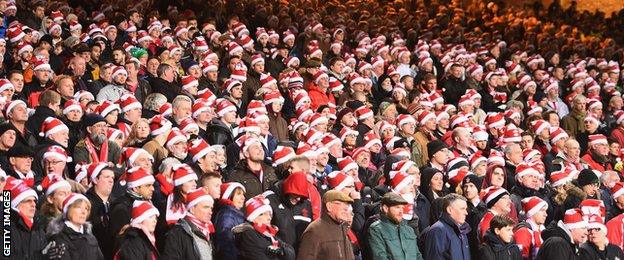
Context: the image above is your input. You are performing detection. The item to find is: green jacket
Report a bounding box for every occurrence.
[368,214,424,260]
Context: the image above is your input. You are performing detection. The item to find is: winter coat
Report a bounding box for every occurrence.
[213,204,245,260]
[478,230,522,260]
[367,213,424,260]
[442,76,468,106]
[265,184,313,247]
[109,192,146,242]
[536,220,581,260]
[510,184,551,221]
[11,122,38,150]
[297,212,355,260]
[421,212,472,260]
[150,77,182,102]
[46,218,104,260]
[308,84,335,111]
[232,222,296,260]
[606,213,624,251]
[84,187,114,259]
[579,242,624,260]
[96,83,128,102]
[268,112,289,142]
[561,109,586,138]
[226,160,278,198]
[73,138,122,165]
[115,227,160,260]
[162,218,214,260]
[6,210,47,260]
[205,118,235,147]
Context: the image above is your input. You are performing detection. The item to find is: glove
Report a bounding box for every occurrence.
[42,241,66,259]
[267,245,285,256]
[615,161,623,172]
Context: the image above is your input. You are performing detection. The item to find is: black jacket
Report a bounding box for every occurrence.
[266,182,313,248]
[205,118,235,147]
[84,187,114,259]
[162,218,213,259]
[115,227,160,260]
[109,192,146,243]
[5,210,47,260]
[232,222,296,260]
[227,160,278,199]
[537,221,581,260]
[26,106,58,139]
[45,218,104,260]
[442,76,467,106]
[478,230,522,260]
[150,77,182,102]
[579,241,624,260]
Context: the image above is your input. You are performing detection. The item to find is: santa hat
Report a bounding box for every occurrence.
[247,100,267,115]
[563,208,587,230]
[111,66,128,79]
[522,149,542,163]
[327,171,354,191]
[515,163,539,180]
[166,128,188,148]
[296,142,318,158]
[216,99,237,117]
[389,171,415,192]
[396,114,416,128]
[125,167,155,189]
[549,169,572,188]
[63,100,82,115]
[186,187,214,209]
[521,196,548,218]
[550,127,569,144]
[10,182,37,210]
[179,117,199,135]
[88,162,109,183]
[32,58,51,71]
[220,182,245,200]
[580,199,606,219]
[417,111,436,126]
[486,113,505,129]
[131,200,160,226]
[43,145,72,163]
[259,74,278,90]
[308,113,329,128]
[588,134,608,146]
[263,91,284,106]
[179,75,199,91]
[337,156,358,172]
[611,182,624,199]
[448,168,470,188]
[189,139,213,163]
[502,128,522,143]
[272,146,295,167]
[16,42,33,56]
[39,117,69,138]
[469,152,487,169]
[96,101,120,117]
[118,94,142,112]
[472,126,488,142]
[6,26,24,43]
[481,186,509,208]
[149,115,172,136]
[172,164,197,186]
[39,174,71,196]
[363,131,382,149]
[120,147,153,167]
[61,193,88,216]
[329,77,344,92]
[245,195,272,222]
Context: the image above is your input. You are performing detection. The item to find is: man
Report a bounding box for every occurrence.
[426,139,450,171]
[413,110,437,166]
[125,59,152,103]
[561,95,587,137]
[355,106,375,145]
[504,143,523,188]
[33,117,69,172]
[368,192,424,260]
[514,196,548,260]
[510,163,550,220]
[150,63,182,102]
[109,167,155,240]
[26,90,60,141]
[5,99,37,148]
[163,188,215,259]
[422,193,471,260]
[84,164,116,259]
[537,208,588,259]
[226,136,277,198]
[581,134,612,172]
[478,186,512,240]
[442,64,468,106]
[23,58,53,98]
[552,139,585,172]
[67,56,93,93]
[188,138,217,175]
[116,94,143,137]
[450,126,475,157]
[205,99,237,146]
[298,190,355,260]
[242,54,263,106]
[170,95,192,126]
[7,181,48,259]
[73,114,122,166]
[7,144,40,188]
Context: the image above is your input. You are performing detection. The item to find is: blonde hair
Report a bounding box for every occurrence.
[124,118,150,147]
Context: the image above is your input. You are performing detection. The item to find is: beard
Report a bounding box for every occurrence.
[90,132,107,145]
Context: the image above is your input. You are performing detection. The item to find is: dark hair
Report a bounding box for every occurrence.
[7,70,23,80]
[198,172,221,187]
[157,63,173,77]
[489,215,515,232]
[329,57,344,67]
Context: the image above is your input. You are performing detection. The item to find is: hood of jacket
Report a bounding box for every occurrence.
[46,216,93,236]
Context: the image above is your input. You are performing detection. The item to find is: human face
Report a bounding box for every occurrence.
[588,227,606,245]
[173,101,192,122]
[231,188,246,209]
[331,61,345,75]
[491,167,505,187]
[594,143,609,156]
[254,211,272,226]
[202,177,222,199]
[493,195,512,214]
[17,196,37,218]
[382,204,405,224]
[506,145,523,164]
[141,215,158,233]
[190,199,214,223]
[448,199,468,224]
[532,206,548,225]
[246,142,265,162]
[132,154,153,173]
[521,135,534,150]
[495,225,514,243]
[48,129,69,147]
[10,156,32,173]
[66,109,83,122]
[564,141,581,160]
[47,186,71,212]
[105,110,119,126]
[9,73,24,92]
[520,174,539,190]
[45,158,66,175]
[583,183,599,197]
[401,122,415,135]
[326,200,351,223]
[432,149,450,165]
[94,169,115,194]
[181,180,197,193]
[462,182,478,200]
[133,183,155,200]
[0,129,16,149]
[68,200,91,225]
[574,98,587,112]
[570,227,588,244]
[430,172,444,192]
[147,59,159,75]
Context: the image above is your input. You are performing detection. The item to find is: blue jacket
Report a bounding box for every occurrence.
[213,204,246,260]
[422,213,471,260]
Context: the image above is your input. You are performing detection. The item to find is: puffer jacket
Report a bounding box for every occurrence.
[46,218,104,260]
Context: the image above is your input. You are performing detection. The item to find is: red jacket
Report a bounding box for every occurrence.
[611,127,624,147]
[513,221,543,260]
[581,153,612,172]
[308,84,335,111]
[478,211,495,241]
[608,213,624,251]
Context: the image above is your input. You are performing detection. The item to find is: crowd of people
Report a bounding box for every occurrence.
[5,0,624,259]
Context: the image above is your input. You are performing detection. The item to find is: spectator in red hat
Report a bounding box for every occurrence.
[226,136,277,198]
[116,201,161,259]
[150,63,182,102]
[561,95,587,138]
[581,134,613,172]
[84,163,116,259]
[109,167,155,242]
[213,182,246,259]
[538,208,588,259]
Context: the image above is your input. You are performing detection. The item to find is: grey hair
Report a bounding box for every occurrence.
[504,142,520,156]
[158,157,181,173]
[172,95,192,109]
[157,63,173,77]
[144,93,167,111]
[442,193,467,212]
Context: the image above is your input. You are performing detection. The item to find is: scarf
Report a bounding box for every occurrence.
[85,136,109,163]
[185,213,214,241]
[18,211,33,230]
[347,229,359,247]
[165,194,187,225]
[252,222,280,247]
[131,223,157,248]
[14,169,34,187]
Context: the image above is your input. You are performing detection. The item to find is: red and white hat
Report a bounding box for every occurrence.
[396,114,416,128]
[263,90,284,106]
[33,58,51,71]
[272,146,296,167]
[245,195,272,222]
[148,115,172,136]
[549,169,572,188]
[389,170,415,192]
[172,164,197,186]
[337,156,358,172]
[363,131,381,149]
[448,168,470,188]
[189,138,213,163]
[166,128,188,148]
[185,187,214,209]
[125,167,155,189]
[181,75,199,91]
[580,199,606,219]
[39,174,71,196]
[111,66,128,79]
[611,182,624,199]
[10,182,37,210]
[614,110,624,125]
[296,142,318,158]
[481,186,509,208]
[259,73,277,89]
[6,26,24,43]
[131,200,160,226]
[191,100,211,119]
[550,127,569,144]
[521,196,548,218]
[216,99,237,117]
[119,94,142,112]
[588,134,608,146]
[515,163,539,180]
[179,117,199,135]
[63,99,82,115]
[486,112,505,129]
[39,117,69,138]
[62,193,88,215]
[16,42,33,56]
[530,120,550,136]
[502,127,522,143]
[472,126,488,142]
[355,106,374,121]
[43,145,72,163]
[88,162,109,183]
[220,182,245,200]
[97,100,121,117]
[327,171,354,191]
[308,113,329,128]
[417,110,436,126]
[329,77,344,92]
[563,208,587,230]
[121,147,153,167]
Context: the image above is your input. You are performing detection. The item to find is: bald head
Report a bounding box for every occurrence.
[70,56,86,76]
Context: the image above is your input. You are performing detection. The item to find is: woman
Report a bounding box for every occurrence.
[96,100,121,126]
[47,193,104,260]
[116,201,161,260]
[265,90,289,142]
[124,118,151,148]
[165,164,198,225]
[233,195,296,260]
[479,215,522,260]
[419,167,449,224]
[214,182,246,259]
[39,175,72,229]
[482,165,508,190]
